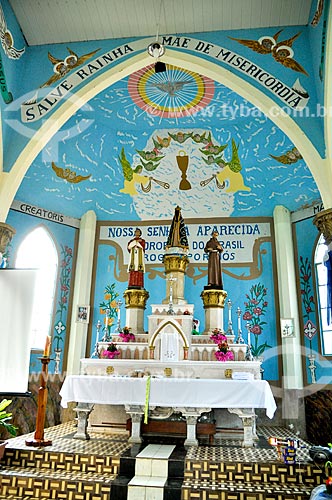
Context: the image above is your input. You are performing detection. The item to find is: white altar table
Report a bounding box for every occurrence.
[60,376,276,446]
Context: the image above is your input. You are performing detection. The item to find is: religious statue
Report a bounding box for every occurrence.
[204,230,224,288]
[166,206,189,249]
[127,228,146,288]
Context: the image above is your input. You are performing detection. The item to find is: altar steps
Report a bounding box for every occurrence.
[182,461,319,499]
[0,422,325,500]
[0,451,322,500]
[0,444,184,500]
[0,464,115,499]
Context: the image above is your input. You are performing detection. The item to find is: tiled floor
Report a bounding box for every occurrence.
[1,422,321,500]
[2,422,311,472]
[5,421,131,456]
[4,421,313,463]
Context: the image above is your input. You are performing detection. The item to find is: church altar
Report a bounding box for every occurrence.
[60,375,276,446]
[72,208,276,447]
[80,358,262,379]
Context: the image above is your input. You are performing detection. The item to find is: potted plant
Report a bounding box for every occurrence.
[0,399,18,460]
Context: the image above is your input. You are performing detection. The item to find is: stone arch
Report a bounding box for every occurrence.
[1,46,329,221]
[149,319,189,349]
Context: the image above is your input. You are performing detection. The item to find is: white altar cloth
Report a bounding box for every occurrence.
[60,376,276,418]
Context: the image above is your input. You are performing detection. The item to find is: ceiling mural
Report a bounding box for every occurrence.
[230,30,308,76]
[127,64,215,119]
[0,2,24,60]
[16,63,320,221]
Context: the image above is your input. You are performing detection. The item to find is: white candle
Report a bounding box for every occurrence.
[96,320,101,344]
[237,308,241,331]
[247,323,251,346]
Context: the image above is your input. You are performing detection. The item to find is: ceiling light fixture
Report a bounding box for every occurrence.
[147,41,166,73]
[147,0,166,73]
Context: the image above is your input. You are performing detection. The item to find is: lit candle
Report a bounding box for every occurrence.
[43,335,52,357]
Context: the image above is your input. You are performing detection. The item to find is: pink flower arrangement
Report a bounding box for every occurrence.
[210,329,227,344]
[210,329,234,362]
[215,350,234,361]
[101,342,120,359]
[119,326,136,342]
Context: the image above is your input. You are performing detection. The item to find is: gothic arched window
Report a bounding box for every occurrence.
[315,234,332,355]
[15,226,58,350]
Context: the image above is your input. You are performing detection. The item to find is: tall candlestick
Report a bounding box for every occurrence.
[245,322,253,360]
[43,335,51,357]
[227,299,233,334]
[91,320,102,358]
[237,307,241,332]
[235,307,244,343]
[246,322,251,347]
[115,299,123,333]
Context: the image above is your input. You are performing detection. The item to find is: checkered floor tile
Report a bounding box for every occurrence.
[5,421,130,456]
[186,427,312,464]
[4,421,314,464]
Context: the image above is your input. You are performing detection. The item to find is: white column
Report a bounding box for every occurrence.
[273,205,303,390]
[66,210,97,374]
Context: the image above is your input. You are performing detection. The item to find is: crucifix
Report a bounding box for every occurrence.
[167,273,177,315]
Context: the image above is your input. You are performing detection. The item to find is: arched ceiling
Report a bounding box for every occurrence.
[15,62,320,221]
[1,0,329,223]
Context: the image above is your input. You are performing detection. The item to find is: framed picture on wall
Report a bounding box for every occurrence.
[76,305,90,323]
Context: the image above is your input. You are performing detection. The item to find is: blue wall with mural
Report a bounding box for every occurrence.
[1,0,330,387]
[294,215,332,386]
[5,209,77,375]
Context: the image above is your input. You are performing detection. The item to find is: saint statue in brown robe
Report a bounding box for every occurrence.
[204,231,223,288]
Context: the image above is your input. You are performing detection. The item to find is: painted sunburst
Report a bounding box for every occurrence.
[128,64,215,118]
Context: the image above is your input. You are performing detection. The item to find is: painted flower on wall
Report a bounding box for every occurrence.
[299,256,316,320]
[243,282,271,357]
[54,244,73,351]
[99,283,119,337]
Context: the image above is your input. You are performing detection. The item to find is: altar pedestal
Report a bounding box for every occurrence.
[163,252,189,305]
[123,288,149,334]
[148,307,192,360]
[201,288,228,333]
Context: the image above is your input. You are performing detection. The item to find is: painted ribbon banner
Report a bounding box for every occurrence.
[21,36,309,122]
[99,220,272,265]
